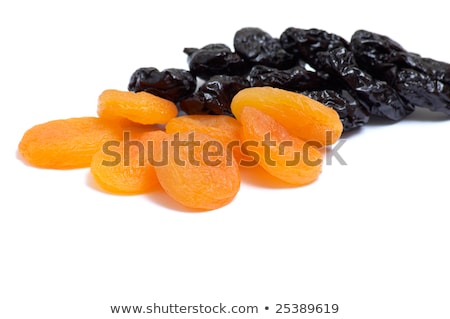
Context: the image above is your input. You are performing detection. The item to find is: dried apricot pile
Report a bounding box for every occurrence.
[18,85,339,211]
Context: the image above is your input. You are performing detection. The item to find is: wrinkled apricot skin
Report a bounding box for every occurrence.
[18,117,121,169]
[240,107,323,186]
[231,87,343,146]
[165,115,244,161]
[90,130,167,194]
[154,131,240,210]
[97,89,178,125]
[166,115,242,144]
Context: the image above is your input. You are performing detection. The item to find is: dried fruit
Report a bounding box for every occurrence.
[280,27,350,68]
[166,114,241,147]
[315,46,415,120]
[179,75,249,115]
[128,67,196,103]
[280,27,416,121]
[351,29,450,115]
[234,27,296,69]
[90,130,167,194]
[302,90,370,131]
[166,114,243,161]
[98,89,178,125]
[184,43,249,80]
[154,131,240,210]
[239,107,323,186]
[231,87,343,146]
[18,117,120,169]
[246,65,325,91]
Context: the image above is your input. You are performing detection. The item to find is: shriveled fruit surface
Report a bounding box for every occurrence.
[18,117,121,169]
[239,107,323,186]
[165,114,243,161]
[166,115,241,144]
[154,131,240,210]
[90,130,167,194]
[231,87,343,146]
[97,89,178,125]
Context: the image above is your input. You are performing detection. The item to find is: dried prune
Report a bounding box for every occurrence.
[351,30,450,114]
[234,27,296,69]
[280,27,350,68]
[316,47,415,121]
[179,75,249,116]
[391,69,450,113]
[303,90,370,131]
[128,67,196,103]
[349,29,405,78]
[183,43,249,80]
[246,65,326,91]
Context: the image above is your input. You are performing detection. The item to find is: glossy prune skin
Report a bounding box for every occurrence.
[179,75,249,116]
[128,67,196,103]
[351,30,450,83]
[280,27,350,68]
[316,47,415,121]
[392,69,450,113]
[246,65,326,91]
[303,90,370,131]
[350,29,406,78]
[351,30,450,114]
[234,27,296,69]
[184,44,249,80]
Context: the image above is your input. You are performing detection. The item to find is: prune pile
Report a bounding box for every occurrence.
[128,27,450,131]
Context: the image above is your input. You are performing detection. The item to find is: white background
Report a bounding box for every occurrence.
[1,1,449,318]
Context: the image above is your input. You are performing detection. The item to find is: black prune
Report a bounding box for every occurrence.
[246,65,326,91]
[303,90,370,131]
[179,75,249,116]
[351,30,450,114]
[392,69,450,113]
[280,27,350,68]
[183,43,249,80]
[234,27,296,69]
[351,30,450,83]
[128,67,196,103]
[316,47,415,121]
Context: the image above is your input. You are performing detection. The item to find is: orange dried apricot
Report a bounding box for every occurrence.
[18,117,121,169]
[154,131,240,210]
[240,106,323,186]
[97,89,178,125]
[90,130,167,194]
[231,86,343,146]
[165,114,243,161]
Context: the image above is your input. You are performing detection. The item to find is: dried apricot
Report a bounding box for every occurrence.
[18,117,121,169]
[97,89,178,125]
[90,130,167,194]
[154,131,240,210]
[240,106,323,186]
[165,114,243,161]
[231,86,343,146]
